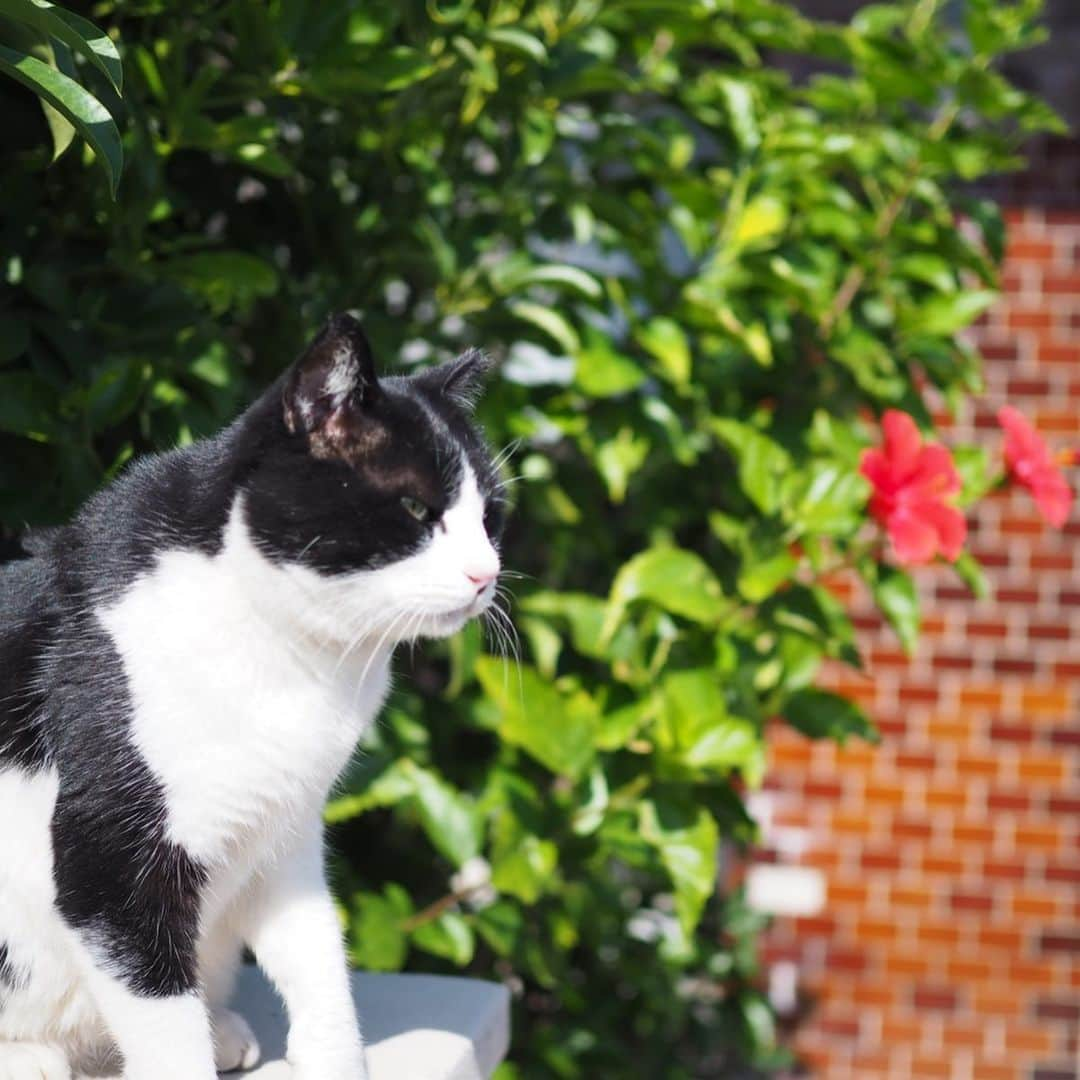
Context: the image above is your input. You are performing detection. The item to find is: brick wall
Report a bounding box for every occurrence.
[756,198,1080,1078]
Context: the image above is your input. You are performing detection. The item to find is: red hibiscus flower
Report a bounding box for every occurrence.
[997,405,1074,527]
[860,410,967,566]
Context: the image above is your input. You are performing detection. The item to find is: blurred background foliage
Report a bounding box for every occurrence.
[0,0,1061,1075]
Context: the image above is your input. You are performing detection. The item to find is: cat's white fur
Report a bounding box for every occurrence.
[0,462,498,1080]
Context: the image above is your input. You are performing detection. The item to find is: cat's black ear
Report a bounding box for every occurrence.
[283,314,379,437]
[416,348,493,411]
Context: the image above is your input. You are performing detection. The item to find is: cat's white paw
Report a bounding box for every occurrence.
[211,1007,261,1073]
[0,1043,71,1080]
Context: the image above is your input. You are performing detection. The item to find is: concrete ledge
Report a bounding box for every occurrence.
[223,965,511,1080]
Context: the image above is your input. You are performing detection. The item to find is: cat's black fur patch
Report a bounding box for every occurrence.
[48,613,208,999]
[0,314,503,1002]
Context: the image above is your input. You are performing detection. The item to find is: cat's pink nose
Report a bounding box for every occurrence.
[466,570,496,593]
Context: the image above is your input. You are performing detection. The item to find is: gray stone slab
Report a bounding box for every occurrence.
[224,966,511,1080]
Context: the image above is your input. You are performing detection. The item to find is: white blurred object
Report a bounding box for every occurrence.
[745,863,826,918]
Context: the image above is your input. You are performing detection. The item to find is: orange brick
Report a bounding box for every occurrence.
[972,985,1028,1014]
[1005,238,1055,261]
[939,1020,984,1050]
[830,880,870,907]
[1035,408,1080,433]
[958,685,1005,709]
[947,956,996,982]
[850,1050,893,1072]
[922,853,969,877]
[893,884,936,909]
[952,821,997,847]
[832,810,874,836]
[1020,687,1071,715]
[770,739,814,767]
[954,753,1001,780]
[1016,754,1070,785]
[1008,308,1053,330]
[881,1013,922,1043]
[1015,821,1067,853]
[979,926,1024,952]
[919,920,962,946]
[865,781,907,808]
[1009,958,1063,987]
[855,918,899,944]
[924,785,969,811]
[971,1062,1021,1080]
[1002,1023,1056,1054]
[1011,890,1064,920]
[909,1054,954,1077]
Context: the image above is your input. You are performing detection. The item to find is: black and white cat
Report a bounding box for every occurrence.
[0,314,505,1080]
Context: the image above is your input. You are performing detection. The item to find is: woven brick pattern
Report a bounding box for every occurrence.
[759,206,1080,1079]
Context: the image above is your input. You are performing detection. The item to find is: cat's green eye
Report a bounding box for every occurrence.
[401,496,431,523]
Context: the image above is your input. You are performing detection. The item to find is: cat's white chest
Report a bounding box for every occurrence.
[96,518,390,867]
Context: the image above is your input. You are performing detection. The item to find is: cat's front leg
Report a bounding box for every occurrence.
[246,822,367,1080]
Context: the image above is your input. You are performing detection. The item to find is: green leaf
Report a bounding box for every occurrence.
[594,427,650,503]
[475,659,596,779]
[0,0,123,91]
[349,890,408,971]
[784,460,870,536]
[740,990,777,1051]
[830,328,906,401]
[324,759,416,824]
[718,77,760,151]
[40,39,75,161]
[902,289,998,337]
[731,195,788,249]
[509,300,580,354]
[314,45,435,93]
[866,562,920,654]
[412,912,475,965]
[574,330,645,398]
[635,316,691,386]
[491,833,558,903]
[712,419,792,515]
[595,697,654,751]
[953,550,989,599]
[473,901,523,959]
[659,670,764,783]
[606,546,729,633]
[0,43,122,196]
[402,761,480,869]
[158,252,279,314]
[783,688,879,744]
[638,797,718,934]
[506,263,602,299]
[487,26,547,64]
[519,106,554,165]
[737,548,797,603]
[0,372,59,440]
[952,444,994,506]
[897,253,956,293]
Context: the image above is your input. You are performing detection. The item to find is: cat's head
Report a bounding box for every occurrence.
[241,314,506,643]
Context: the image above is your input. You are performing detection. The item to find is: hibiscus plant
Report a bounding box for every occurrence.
[0,0,1074,1076]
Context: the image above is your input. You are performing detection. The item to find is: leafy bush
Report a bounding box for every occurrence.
[0,1,1065,1075]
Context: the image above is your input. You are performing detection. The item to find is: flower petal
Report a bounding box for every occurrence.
[886,506,940,566]
[881,410,923,477]
[1029,467,1074,528]
[918,499,968,561]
